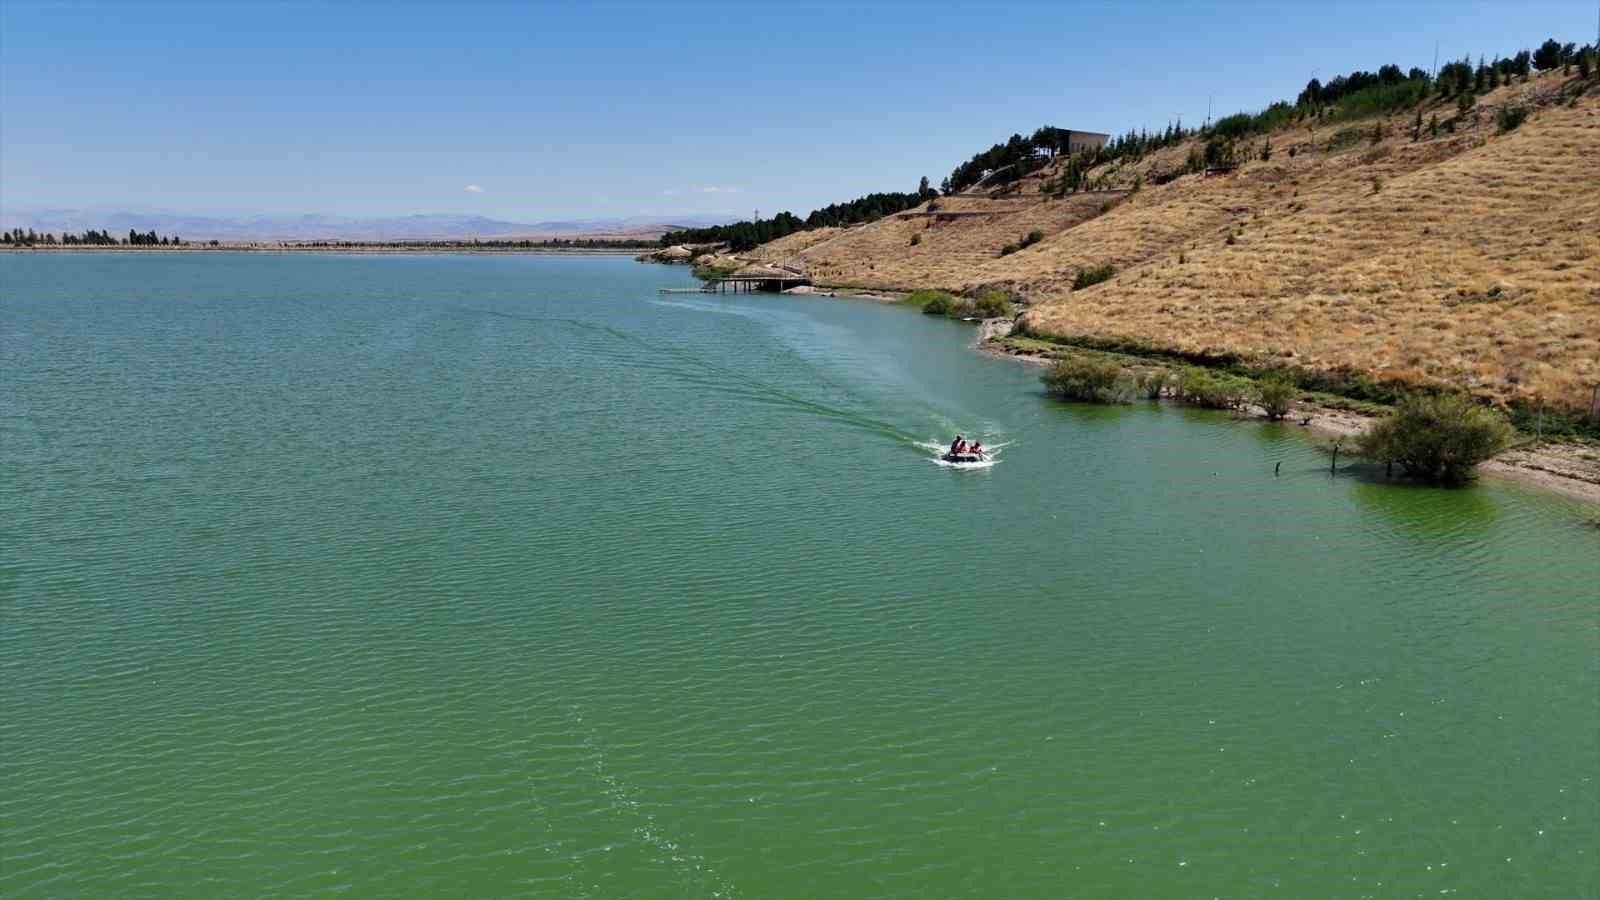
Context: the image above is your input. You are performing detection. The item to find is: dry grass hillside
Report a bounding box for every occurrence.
[742,70,1600,410]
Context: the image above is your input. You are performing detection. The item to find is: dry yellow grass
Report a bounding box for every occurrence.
[744,71,1600,409]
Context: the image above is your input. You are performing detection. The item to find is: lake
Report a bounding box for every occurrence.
[2,253,1595,897]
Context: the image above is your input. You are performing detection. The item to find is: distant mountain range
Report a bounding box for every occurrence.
[0,209,734,241]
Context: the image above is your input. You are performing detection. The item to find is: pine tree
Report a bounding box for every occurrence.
[1429,114,1439,138]
[1533,38,1564,71]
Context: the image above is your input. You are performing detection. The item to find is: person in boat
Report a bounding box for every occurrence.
[949,435,965,455]
[968,441,984,458]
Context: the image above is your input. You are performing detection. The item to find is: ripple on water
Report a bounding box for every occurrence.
[1,254,1596,899]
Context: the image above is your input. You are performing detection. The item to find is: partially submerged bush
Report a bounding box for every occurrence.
[1138,369,1169,399]
[1256,375,1297,420]
[1072,263,1116,290]
[1356,393,1513,484]
[911,290,954,315]
[1041,358,1136,404]
[1177,369,1248,409]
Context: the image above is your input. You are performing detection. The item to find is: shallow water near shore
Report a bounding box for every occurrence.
[3,253,1596,898]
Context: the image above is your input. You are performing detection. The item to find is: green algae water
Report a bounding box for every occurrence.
[2,253,1596,898]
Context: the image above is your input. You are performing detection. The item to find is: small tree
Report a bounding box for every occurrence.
[1356,393,1513,484]
[1256,375,1297,420]
[1533,38,1564,71]
[1429,114,1440,138]
[1496,106,1529,132]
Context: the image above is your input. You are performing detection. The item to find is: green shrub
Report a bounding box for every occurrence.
[1041,358,1136,404]
[1138,369,1170,399]
[999,229,1045,257]
[1256,375,1297,420]
[1177,369,1248,409]
[1072,263,1116,290]
[910,290,954,315]
[971,289,1013,318]
[1496,105,1528,132]
[1355,393,1513,484]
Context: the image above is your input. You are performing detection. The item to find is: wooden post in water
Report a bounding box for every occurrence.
[1330,439,1341,475]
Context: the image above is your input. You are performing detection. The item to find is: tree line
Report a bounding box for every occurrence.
[658,184,939,252]
[3,228,184,246]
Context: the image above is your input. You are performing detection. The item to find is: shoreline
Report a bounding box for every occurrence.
[0,245,650,255]
[971,321,1600,506]
[640,256,1600,506]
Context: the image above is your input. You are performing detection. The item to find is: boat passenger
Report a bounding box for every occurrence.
[969,442,983,458]
[950,435,965,454]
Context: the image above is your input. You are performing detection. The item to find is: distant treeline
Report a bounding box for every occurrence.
[3,228,184,246]
[659,184,940,252]
[284,238,660,249]
[950,37,1595,195]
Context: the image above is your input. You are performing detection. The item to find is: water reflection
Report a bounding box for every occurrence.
[1348,474,1500,541]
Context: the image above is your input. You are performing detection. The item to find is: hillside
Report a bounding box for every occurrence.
[736,69,1599,411]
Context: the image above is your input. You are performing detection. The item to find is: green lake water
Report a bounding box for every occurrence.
[2,253,1596,898]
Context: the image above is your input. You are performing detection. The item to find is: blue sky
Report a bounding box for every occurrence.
[2,1,1593,222]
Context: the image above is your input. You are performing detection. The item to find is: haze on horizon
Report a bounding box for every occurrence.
[2,0,1593,224]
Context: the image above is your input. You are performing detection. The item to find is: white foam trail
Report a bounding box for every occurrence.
[930,457,998,470]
